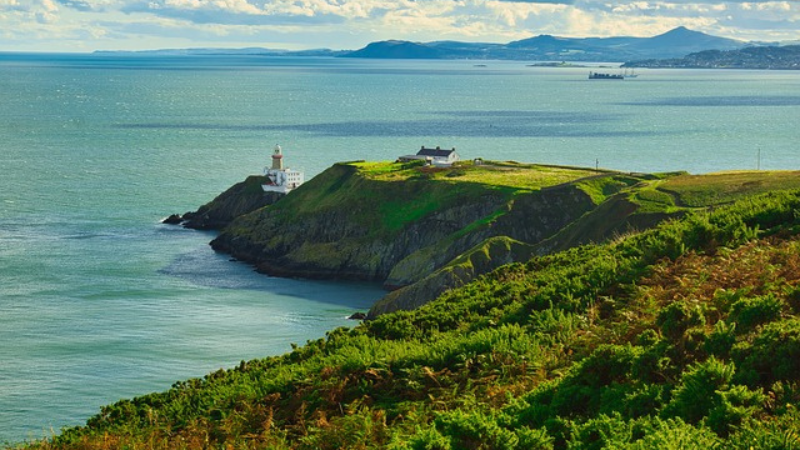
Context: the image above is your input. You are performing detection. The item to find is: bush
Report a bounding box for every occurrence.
[656,301,704,341]
[662,358,734,424]
[725,408,800,450]
[429,410,519,450]
[623,417,722,449]
[734,318,800,386]
[704,320,737,358]
[729,294,783,333]
[662,358,765,435]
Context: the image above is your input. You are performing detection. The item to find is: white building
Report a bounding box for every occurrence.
[262,144,304,193]
[399,146,460,166]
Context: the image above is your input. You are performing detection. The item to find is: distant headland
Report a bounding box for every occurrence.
[97,27,798,67]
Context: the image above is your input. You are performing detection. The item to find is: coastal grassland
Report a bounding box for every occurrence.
[578,170,800,215]
[575,174,643,204]
[630,183,681,213]
[258,160,600,235]
[26,189,800,450]
[659,170,800,207]
[353,160,599,191]
[258,161,509,235]
[346,160,602,233]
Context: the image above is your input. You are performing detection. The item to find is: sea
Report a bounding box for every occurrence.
[0,53,798,442]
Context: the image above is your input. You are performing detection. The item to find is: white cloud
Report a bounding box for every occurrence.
[0,0,798,51]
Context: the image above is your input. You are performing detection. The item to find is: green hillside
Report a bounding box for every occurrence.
[177,163,800,317]
[18,178,800,450]
[209,160,619,310]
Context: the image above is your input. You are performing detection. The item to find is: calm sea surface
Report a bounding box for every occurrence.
[0,53,798,442]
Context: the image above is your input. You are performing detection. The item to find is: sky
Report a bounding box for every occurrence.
[1,0,798,53]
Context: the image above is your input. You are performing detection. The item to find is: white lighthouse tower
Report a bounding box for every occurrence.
[262,144,304,193]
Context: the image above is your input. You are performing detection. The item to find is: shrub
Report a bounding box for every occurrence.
[662,358,765,435]
[515,426,554,450]
[729,294,783,333]
[704,320,737,358]
[656,301,704,341]
[430,410,519,450]
[623,417,722,449]
[734,318,800,386]
[725,408,800,450]
[567,414,632,450]
[662,358,735,424]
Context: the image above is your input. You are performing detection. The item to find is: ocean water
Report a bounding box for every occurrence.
[0,53,798,442]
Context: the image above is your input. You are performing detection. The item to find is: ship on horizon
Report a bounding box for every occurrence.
[588,71,624,80]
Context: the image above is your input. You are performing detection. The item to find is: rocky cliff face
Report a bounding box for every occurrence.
[383,184,596,288]
[370,191,684,317]
[210,164,512,281]
[193,162,683,317]
[175,176,284,230]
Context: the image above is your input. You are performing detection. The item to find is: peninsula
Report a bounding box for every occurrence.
[26,162,800,450]
[170,158,800,319]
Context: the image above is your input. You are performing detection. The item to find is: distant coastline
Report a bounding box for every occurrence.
[91,26,796,66]
[625,45,800,70]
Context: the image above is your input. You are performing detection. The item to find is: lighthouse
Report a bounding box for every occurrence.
[262,144,304,193]
[271,144,284,170]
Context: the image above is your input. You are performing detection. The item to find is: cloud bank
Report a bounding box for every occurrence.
[0,0,796,51]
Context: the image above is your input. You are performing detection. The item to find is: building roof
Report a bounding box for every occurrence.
[417,146,457,158]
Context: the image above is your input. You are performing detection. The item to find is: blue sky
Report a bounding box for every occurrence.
[1,0,798,52]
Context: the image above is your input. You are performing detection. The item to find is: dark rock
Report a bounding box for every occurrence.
[162,214,183,225]
[181,176,284,230]
[348,312,367,320]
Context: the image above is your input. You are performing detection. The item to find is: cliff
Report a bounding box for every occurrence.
[207,161,687,316]
[166,175,284,230]
[186,163,800,318]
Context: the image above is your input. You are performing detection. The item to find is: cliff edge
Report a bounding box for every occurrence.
[206,160,682,315]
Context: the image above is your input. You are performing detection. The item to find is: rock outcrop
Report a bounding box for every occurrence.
[167,176,284,230]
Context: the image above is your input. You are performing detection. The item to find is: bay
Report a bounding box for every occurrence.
[0,53,798,442]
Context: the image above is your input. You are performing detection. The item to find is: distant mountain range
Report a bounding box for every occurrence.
[97,27,794,63]
[342,27,753,61]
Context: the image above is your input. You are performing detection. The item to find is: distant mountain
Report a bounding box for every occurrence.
[344,27,748,62]
[94,27,783,64]
[625,45,800,69]
[343,40,450,59]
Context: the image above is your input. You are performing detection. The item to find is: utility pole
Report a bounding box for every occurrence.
[757,147,761,171]
[595,158,599,171]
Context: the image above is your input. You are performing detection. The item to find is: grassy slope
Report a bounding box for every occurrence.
[217,161,603,284]
[22,181,800,449]
[659,170,800,207]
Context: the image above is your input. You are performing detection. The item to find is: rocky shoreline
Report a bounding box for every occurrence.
[163,175,284,230]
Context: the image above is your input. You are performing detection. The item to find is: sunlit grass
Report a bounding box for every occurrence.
[660,170,800,207]
[352,160,598,191]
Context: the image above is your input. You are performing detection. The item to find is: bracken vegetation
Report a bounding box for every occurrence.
[13,183,800,450]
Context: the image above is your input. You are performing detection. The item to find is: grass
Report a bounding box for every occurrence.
[576,175,643,205]
[631,182,680,213]
[352,160,598,191]
[659,170,800,207]
[272,161,602,234]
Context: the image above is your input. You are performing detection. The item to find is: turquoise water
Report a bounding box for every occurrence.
[0,54,798,442]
